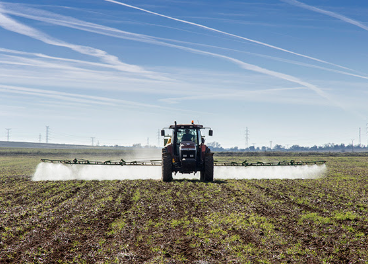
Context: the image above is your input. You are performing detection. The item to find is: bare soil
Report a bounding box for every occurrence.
[1,152,368,263]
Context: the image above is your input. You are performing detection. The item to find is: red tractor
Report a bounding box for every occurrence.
[161,121,214,182]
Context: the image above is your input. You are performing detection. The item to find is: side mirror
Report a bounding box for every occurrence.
[161,130,165,136]
[209,130,213,136]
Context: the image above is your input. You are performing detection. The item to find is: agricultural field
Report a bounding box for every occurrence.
[1,148,368,263]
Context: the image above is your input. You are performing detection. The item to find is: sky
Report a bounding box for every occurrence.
[0,0,368,148]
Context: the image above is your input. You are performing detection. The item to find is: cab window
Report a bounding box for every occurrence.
[177,128,197,143]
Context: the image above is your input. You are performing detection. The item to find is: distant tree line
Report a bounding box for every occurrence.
[207,142,368,152]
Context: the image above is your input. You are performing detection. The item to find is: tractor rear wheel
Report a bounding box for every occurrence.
[162,154,173,182]
[202,154,214,182]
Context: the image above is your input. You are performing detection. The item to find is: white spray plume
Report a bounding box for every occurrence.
[215,164,326,180]
[32,163,162,181]
[32,163,326,181]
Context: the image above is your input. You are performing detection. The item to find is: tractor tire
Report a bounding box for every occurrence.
[202,154,214,182]
[200,170,205,182]
[162,154,173,182]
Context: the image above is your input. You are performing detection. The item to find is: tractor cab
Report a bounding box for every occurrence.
[172,125,201,157]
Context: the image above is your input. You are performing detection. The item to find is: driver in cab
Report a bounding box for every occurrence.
[181,129,193,142]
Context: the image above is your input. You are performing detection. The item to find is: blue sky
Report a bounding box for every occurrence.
[1,0,368,148]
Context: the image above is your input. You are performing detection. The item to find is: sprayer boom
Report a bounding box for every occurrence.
[215,160,326,166]
[40,158,161,166]
[40,158,325,167]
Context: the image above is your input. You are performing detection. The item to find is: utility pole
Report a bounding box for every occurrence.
[46,126,49,143]
[147,137,149,147]
[245,127,249,149]
[39,134,41,143]
[157,129,160,147]
[352,139,354,152]
[91,137,95,146]
[5,128,11,142]
[359,127,361,147]
[366,122,368,147]
[270,141,273,150]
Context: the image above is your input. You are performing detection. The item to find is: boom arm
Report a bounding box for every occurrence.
[41,158,325,167]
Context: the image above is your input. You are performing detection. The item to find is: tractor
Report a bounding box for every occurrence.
[160,121,213,182]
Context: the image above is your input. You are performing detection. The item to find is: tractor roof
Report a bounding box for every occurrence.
[169,124,204,129]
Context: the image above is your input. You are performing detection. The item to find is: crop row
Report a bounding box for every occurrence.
[0,154,368,263]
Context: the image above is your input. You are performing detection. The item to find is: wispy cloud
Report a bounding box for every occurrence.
[2,1,358,75]
[149,38,368,81]
[243,52,368,80]
[160,87,309,104]
[0,49,184,96]
[12,39,338,108]
[0,6,167,81]
[0,84,166,109]
[0,2,156,45]
[3,2,367,83]
[105,0,354,72]
[0,2,355,113]
[0,84,215,117]
[283,0,368,32]
[162,44,343,107]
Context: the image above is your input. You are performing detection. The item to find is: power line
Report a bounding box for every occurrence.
[157,129,160,147]
[245,127,249,149]
[352,139,354,152]
[46,126,49,143]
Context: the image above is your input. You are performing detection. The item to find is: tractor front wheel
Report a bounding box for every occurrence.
[162,154,173,182]
[201,154,214,182]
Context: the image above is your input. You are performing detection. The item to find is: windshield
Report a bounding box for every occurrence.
[176,128,199,144]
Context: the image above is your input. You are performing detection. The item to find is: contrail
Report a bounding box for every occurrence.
[105,0,354,71]
[145,39,368,81]
[149,41,347,110]
[0,2,352,111]
[0,47,163,76]
[283,0,368,32]
[3,2,368,82]
[0,84,212,114]
[0,8,166,81]
[174,45,333,102]
[0,84,165,108]
[159,87,305,104]
[246,52,368,80]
